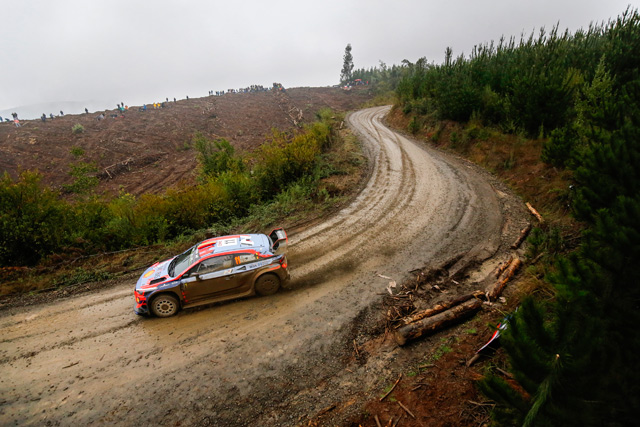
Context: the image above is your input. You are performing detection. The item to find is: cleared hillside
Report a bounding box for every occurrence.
[0,87,374,196]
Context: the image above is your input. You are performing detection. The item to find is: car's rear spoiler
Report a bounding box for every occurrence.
[269,228,288,255]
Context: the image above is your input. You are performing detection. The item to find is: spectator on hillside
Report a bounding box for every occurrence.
[173,97,176,102]
[12,112,18,120]
[0,116,3,122]
[85,108,89,114]
[50,113,55,119]
[60,110,64,116]
[96,113,105,121]
[41,113,46,122]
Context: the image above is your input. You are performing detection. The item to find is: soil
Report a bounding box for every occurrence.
[0,102,529,426]
[0,87,373,196]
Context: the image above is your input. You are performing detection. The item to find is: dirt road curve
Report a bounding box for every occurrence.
[0,106,526,426]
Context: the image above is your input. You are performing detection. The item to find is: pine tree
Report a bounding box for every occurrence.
[478,292,606,426]
[480,77,640,425]
[340,43,354,84]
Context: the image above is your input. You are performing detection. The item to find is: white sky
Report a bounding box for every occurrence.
[1,0,638,116]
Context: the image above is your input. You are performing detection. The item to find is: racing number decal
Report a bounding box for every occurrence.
[217,238,238,247]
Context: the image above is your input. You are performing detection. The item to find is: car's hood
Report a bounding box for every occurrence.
[135,257,174,290]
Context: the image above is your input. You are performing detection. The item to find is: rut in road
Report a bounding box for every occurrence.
[0,106,524,426]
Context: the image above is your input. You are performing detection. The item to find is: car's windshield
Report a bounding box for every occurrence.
[169,246,197,277]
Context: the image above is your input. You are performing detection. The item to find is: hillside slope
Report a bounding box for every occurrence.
[0,87,373,196]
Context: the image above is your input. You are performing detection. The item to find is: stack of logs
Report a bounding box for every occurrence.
[393,257,522,346]
[391,203,541,346]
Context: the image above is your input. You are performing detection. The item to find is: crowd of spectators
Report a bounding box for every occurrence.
[3,82,289,126]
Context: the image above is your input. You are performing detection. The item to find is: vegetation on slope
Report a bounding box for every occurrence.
[390,7,640,425]
[0,109,366,295]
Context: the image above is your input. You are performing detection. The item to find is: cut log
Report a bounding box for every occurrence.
[493,256,513,279]
[511,223,532,249]
[485,258,522,301]
[394,298,483,345]
[395,290,484,328]
[526,202,544,223]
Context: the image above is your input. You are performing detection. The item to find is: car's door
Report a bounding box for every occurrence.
[225,253,262,292]
[181,254,234,302]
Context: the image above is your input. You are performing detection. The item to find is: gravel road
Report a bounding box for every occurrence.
[0,106,527,426]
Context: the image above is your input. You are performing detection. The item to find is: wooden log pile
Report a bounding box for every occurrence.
[395,291,484,328]
[391,256,523,346]
[394,297,483,346]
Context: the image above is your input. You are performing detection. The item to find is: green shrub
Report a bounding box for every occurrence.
[63,162,99,195]
[72,124,84,134]
[253,126,325,196]
[70,146,85,158]
[193,133,244,179]
[0,172,71,266]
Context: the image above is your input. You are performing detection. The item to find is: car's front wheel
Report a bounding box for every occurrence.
[254,274,281,296]
[150,294,179,317]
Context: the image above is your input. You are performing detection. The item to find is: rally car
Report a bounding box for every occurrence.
[134,228,289,317]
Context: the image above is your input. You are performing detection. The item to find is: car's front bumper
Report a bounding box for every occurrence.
[134,289,150,315]
[134,303,150,316]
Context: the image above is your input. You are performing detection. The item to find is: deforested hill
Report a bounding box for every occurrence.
[0,86,374,196]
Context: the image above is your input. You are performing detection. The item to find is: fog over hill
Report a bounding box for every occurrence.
[2,1,633,120]
[0,100,123,121]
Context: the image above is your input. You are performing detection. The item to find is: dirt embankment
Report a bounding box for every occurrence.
[0,106,529,426]
[0,87,373,196]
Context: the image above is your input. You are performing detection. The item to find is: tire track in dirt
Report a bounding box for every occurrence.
[0,106,526,426]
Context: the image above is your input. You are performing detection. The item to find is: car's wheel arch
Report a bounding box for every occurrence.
[253,272,281,296]
[149,291,182,316]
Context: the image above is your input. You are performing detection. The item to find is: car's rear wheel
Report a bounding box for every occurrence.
[150,294,179,317]
[255,274,281,296]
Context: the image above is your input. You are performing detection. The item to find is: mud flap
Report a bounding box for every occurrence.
[269,228,288,255]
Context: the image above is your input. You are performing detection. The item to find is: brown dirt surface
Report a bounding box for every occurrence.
[0,105,530,426]
[0,86,373,196]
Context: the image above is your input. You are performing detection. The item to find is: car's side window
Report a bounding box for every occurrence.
[234,253,258,266]
[197,255,233,275]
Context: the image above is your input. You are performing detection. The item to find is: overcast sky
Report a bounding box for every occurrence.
[1,0,638,117]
